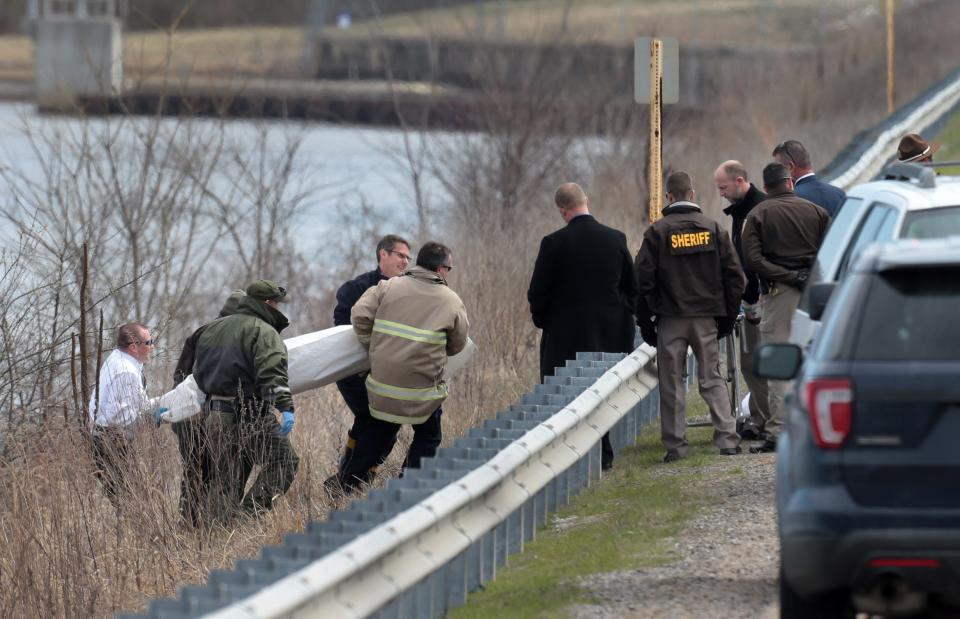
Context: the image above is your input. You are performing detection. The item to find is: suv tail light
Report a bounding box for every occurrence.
[802,378,853,449]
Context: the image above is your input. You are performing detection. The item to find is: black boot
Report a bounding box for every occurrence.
[749,439,777,454]
[336,436,356,479]
[601,433,615,470]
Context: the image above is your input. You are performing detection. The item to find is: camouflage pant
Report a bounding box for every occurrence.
[203,406,299,524]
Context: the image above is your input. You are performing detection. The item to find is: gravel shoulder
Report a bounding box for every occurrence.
[566,452,779,619]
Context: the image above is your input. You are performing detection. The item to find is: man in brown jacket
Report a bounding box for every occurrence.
[741,162,830,453]
[635,171,745,462]
[351,241,469,474]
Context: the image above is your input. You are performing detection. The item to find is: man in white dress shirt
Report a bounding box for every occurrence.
[89,322,156,504]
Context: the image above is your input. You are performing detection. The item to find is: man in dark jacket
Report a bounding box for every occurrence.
[773,139,845,218]
[635,171,745,462]
[168,289,245,526]
[742,163,831,453]
[714,160,770,441]
[193,279,298,522]
[527,182,639,470]
[329,234,411,493]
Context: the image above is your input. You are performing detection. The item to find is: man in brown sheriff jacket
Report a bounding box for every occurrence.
[351,241,469,474]
[635,171,745,462]
[741,162,830,453]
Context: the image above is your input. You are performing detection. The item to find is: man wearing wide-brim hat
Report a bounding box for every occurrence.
[897,132,941,164]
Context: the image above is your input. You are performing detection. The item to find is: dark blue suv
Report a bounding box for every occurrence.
[757,238,960,618]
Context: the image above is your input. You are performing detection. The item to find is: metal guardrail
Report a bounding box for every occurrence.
[823,65,960,189]
[121,347,660,619]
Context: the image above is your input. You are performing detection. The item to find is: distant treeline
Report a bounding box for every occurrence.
[1,0,476,33]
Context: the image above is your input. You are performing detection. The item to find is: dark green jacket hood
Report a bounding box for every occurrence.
[236,295,290,333]
[218,290,246,317]
[192,297,293,412]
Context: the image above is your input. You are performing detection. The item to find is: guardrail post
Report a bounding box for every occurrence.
[444,551,469,611]
[481,529,496,583]
[507,507,523,554]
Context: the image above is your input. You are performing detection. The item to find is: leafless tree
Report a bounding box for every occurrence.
[0,102,322,441]
[197,122,315,285]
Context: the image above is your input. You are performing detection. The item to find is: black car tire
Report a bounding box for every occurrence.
[780,568,850,619]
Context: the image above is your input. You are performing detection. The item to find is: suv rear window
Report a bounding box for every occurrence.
[838,203,898,276]
[854,267,960,361]
[806,197,864,285]
[902,205,960,239]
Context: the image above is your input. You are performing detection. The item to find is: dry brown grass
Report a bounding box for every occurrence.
[0,338,535,617]
[0,386,351,617]
[0,27,304,83]
[0,34,31,81]
[325,0,873,46]
[0,0,875,83]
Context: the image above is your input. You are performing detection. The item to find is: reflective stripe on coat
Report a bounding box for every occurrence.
[351,265,469,424]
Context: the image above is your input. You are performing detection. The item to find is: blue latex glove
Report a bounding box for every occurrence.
[742,301,761,325]
[153,407,169,427]
[279,410,295,437]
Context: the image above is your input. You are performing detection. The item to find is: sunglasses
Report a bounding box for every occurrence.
[135,339,155,346]
[775,141,799,167]
[441,264,453,271]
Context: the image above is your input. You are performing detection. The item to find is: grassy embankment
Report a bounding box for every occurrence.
[0,0,870,83]
[0,27,303,83]
[319,0,868,46]
[449,393,744,618]
[934,111,960,175]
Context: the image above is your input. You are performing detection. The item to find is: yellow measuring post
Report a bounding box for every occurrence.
[648,38,663,223]
[886,0,895,114]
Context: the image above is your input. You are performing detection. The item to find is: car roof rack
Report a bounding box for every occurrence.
[881,162,936,188]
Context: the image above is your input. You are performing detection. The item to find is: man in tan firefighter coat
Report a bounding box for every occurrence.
[351,241,469,474]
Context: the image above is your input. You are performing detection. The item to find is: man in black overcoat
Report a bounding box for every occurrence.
[527,182,639,470]
[713,160,770,441]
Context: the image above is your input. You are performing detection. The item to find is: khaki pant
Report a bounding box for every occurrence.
[759,283,802,439]
[740,319,771,432]
[657,316,739,456]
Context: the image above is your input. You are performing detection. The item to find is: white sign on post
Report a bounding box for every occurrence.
[634,37,679,104]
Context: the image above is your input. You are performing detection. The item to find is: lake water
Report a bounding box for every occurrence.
[0,101,441,257]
